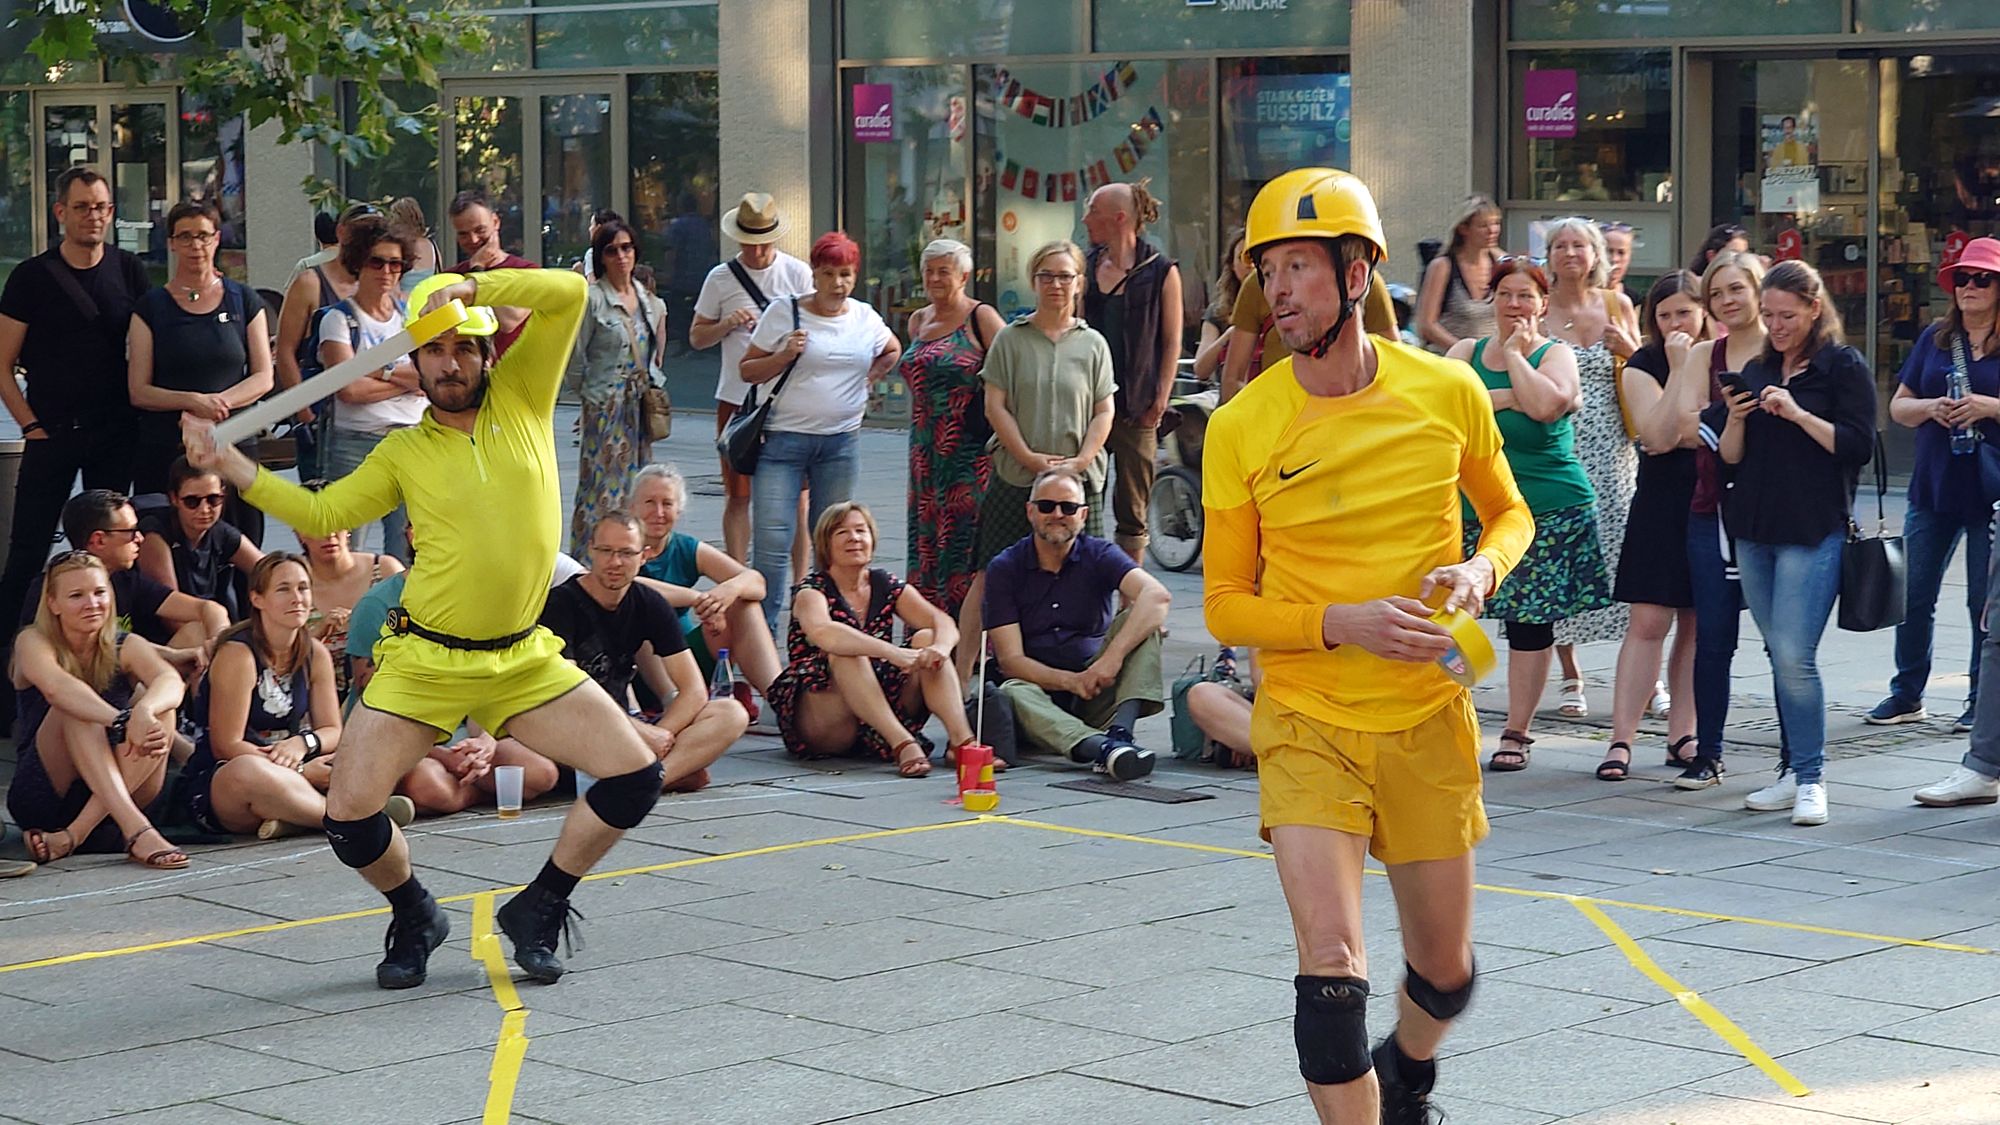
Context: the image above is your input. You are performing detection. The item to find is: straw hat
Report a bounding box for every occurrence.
[721,192,786,245]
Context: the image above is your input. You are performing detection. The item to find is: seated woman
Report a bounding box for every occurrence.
[1185,651,1257,769]
[138,457,264,621]
[7,552,187,869]
[631,463,781,697]
[297,499,403,699]
[182,553,409,838]
[766,503,980,778]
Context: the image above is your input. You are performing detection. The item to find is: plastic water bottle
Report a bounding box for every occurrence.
[1950,367,1978,455]
[708,648,734,700]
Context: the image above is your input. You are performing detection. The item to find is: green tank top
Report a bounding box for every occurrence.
[1462,338,1595,516]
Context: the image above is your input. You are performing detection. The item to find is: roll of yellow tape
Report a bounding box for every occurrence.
[1431,606,1496,687]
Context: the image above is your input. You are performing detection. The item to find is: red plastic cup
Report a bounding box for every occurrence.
[956,744,994,796]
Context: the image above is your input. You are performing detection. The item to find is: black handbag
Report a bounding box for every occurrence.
[960,303,994,447]
[1838,433,1907,633]
[716,297,801,476]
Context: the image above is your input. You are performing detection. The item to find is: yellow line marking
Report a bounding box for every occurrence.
[1572,898,1811,1097]
[471,893,529,1124]
[992,815,1994,955]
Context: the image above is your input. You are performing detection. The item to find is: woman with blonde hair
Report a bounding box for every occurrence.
[7,552,187,868]
[1415,194,1503,353]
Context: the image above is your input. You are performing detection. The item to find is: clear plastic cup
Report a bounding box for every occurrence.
[494,765,525,819]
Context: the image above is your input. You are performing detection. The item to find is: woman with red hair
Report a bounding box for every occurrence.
[741,232,902,635]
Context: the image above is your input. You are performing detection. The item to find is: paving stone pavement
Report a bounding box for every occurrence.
[1,421,1998,1123]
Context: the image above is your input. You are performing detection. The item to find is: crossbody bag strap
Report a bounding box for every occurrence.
[726,258,770,311]
[765,297,803,401]
[48,253,102,323]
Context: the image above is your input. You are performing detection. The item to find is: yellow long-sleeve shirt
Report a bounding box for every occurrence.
[1201,337,1535,732]
[244,268,588,641]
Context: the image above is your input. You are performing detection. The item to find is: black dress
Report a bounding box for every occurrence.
[179,633,313,834]
[1614,342,1696,608]
[5,643,135,834]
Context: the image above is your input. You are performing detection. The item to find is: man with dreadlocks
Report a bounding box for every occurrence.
[1200,168,1535,1124]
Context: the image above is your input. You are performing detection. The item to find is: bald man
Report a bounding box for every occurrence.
[1081,181,1183,565]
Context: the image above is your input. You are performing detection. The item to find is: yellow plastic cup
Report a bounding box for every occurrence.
[1430,605,1496,687]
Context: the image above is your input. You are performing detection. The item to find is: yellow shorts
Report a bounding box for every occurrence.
[361,626,590,740]
[1251,691,1488,865]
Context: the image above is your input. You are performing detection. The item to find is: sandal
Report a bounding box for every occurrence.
[124,826,189,870]
[25,827,74,865]
[1488,730,1534,772]
[1663,734,1699,769]
[1558,678,1589,718]
[1596,741,1634,781]
[893,739,933,779]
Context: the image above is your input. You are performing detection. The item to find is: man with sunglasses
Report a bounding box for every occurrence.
[1203,169,1533,1124]
[986,466,1170,779]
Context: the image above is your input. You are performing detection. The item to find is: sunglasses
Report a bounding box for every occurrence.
[1956,271,1998,290]
[365,255,408,273]
[179,492,226,510]
[1031,499,1085,515]
[93,526,144,543]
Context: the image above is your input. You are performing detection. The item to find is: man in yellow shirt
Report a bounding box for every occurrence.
[186,269,678,993]
[1202,168,1534,1123]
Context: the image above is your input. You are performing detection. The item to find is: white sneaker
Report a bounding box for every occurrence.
[1792,782,1829,826]
[1648,681,1671,719]
[1744,774,1798,812]
[1914,767,2000,808]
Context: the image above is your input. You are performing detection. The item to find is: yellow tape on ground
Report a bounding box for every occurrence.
[471,893,529,1124]
[1572,898,1811,1097]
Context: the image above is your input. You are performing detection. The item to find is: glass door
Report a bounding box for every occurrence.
[539,91,612,269]
[33,92,177,280]
[443,82,623,266]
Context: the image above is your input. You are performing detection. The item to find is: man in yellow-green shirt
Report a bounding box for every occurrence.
[185,269,718,993]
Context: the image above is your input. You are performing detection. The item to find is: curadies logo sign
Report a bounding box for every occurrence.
[1522,69,1578,140]
[852,83,894,143]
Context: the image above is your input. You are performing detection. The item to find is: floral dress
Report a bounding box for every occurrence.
[765,568,929,760]
[1554,341,1636,646]
[568,280,665,556]
[902,313,992,618]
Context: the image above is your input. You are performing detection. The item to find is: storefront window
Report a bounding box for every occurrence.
[449,0,531,73]
[842,0,1081,60]
[843,67,970,322]
[342,81,442,215]
[177,96,247,276]
[1859,1,2000,32]
[1511,0,1840,40]
[629,72,719,336]
[453,94,527,253]
[0,90,32,285]
[1510,51,1671,205]
[534,0,717,69]
[1094,0,1348,52]
[1219,57,1349,244]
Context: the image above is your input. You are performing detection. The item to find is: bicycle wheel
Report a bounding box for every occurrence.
[1147,465,1204,572]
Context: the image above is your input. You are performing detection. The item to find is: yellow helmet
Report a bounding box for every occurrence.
[1243,168,1388,266]
[406,272,501,337]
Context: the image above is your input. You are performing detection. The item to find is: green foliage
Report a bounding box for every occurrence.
[23,0,487,209]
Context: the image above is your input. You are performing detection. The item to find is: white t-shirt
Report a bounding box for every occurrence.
[694,252,813,405]
[746,296,897,436]
[318,301,428,433]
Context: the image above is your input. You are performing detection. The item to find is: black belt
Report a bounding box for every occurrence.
[386,607,536,652]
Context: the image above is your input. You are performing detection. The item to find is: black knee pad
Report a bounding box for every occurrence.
[584,759,665,829]
[1294,974,1372,1086]
[323,811,394,870]
[1404,959,1476,1021]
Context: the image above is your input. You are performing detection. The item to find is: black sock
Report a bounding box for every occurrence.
[384,876,429,916]
[532,858,581,900]
[1390,1033,1437,1094]
[1110,700,1143,732]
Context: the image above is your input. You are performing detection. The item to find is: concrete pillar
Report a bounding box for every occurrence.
[716,0,834,261]
[243,117,317,292]
[1350,1,1482,274]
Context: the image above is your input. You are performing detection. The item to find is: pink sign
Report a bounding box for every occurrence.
[852,83,894,143]
[1523,69,1578,140]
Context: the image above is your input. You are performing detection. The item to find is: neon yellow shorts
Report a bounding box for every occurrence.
[360,626,590,740]
[1251,691,1488,865]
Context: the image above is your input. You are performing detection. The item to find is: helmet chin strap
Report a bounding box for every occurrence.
[1302,255,1368,361]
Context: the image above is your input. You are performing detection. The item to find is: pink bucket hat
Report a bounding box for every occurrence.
[1939,237,2000,291]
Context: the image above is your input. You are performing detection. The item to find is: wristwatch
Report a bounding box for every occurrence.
[301,729,324,761]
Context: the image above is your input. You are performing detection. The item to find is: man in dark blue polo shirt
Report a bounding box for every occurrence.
[984,466,1170,779]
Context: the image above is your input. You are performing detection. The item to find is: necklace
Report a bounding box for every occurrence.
[179,273,218,303]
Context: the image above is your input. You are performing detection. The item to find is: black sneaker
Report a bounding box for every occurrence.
[1673,756,1725,791]
[1371,1038,1445,1124]
[1095,725,1155,781]
[495,884,583,984]
[1864,696,1927,725]
[376,894,451,990]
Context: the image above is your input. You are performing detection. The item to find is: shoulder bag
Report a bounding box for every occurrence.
[959,303,994,446]
[716,297,801,476]
[1838,432,1907,633]
[613,288,672,442]
[726,258,771,312]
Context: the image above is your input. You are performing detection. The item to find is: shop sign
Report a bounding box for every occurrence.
[1185,0,1292,10]
[1944,230,1971,267]
[1775,228,1803,262]
[1522,69,1578,140]
[852,83,894,143]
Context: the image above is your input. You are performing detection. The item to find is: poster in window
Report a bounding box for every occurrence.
[1227,73,1350,183]
[1760,113,1818,214]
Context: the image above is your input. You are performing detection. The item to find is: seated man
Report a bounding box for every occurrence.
[540,513,748,792]
[987,467,1170,780]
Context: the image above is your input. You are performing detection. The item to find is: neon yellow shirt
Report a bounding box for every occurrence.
[1201,337,1535,732]
[245,269,588,641]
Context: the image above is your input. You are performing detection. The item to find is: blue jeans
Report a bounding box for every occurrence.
[752,429,862,636]
[1736,531,1844,785]
[1963,538,2000,778]
[323,425,412,564]
[1686,512,1740,759]
[1888,503,1991,710]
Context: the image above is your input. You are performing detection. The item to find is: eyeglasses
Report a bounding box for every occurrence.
[65,202,114,217]
[1033,272,1080,286]
[94,526,144,543]
[588,545,644,560]
[170,230,218,246]
[1598,222,1634,234]
[178,493,226,510]
[365,256,408,274]
[602,242,636,257]
[1031,499,1085,515]
[1956,271,1998,290]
